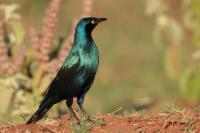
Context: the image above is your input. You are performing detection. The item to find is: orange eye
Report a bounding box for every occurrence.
[91,20,95,24]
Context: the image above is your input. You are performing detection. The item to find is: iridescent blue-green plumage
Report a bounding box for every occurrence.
[27,17,107,124]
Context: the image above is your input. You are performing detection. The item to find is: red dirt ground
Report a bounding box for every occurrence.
[1,110,200,133]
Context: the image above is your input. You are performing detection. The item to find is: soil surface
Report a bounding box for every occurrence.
[0,110,200,133]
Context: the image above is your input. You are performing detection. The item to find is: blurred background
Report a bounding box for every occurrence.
[0,0,200,123]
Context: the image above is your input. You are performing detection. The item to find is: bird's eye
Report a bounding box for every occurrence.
[91,20,96,24]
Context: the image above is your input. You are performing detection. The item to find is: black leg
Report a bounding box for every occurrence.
[66,98,80,123]
[79,105,92,120]
[77,97,93,122]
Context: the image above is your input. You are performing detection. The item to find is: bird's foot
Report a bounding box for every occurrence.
[86,118,95,124]
[71,115,81,124]
[76,120,81,125]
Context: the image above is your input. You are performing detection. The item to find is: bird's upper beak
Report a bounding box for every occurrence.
[97,18,108,23]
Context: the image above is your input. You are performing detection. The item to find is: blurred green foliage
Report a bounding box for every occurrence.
[0,4,48,122]
[0,0,67,123]
[180,0,200,101]
[147,0,200,102]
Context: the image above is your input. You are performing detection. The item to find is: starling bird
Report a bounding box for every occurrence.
[26,17,107,124]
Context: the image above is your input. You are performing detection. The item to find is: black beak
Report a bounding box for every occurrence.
[97,18,108,23]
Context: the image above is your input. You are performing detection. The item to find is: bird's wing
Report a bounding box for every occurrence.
[43,53,80,101]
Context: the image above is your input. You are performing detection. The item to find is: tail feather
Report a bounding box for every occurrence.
[26,108,48,124]
[26,99,52,124]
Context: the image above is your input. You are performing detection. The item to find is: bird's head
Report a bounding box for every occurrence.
[75,17,107,36]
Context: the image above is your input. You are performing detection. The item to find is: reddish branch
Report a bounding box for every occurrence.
[37,0,61,63]
[0,20,25,76]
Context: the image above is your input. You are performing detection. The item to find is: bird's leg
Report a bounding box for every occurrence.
[68,106,80,122]
[66,99,80,123]
[79,105,91,120]
[77,97,93,122]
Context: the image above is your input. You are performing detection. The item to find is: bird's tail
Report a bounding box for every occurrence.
[26,99,52,124]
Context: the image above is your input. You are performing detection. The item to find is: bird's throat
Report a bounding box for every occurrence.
[74,32,93,47]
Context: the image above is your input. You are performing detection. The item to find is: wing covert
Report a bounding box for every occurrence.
[44,53,80,98]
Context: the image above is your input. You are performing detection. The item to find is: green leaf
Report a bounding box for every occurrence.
[180,66,200,101]
[0,4,20,21]
[0,82,14,114]
[9,20,25,46]
[164,47,183,79]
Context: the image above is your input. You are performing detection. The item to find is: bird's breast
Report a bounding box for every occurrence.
[79,44,99,73]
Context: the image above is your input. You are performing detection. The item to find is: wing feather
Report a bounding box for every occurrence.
[42,53,80,102]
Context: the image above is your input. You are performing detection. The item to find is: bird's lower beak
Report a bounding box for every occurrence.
[97,18,108,23]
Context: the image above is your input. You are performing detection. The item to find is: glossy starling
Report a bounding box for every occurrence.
[26,17,107,124]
